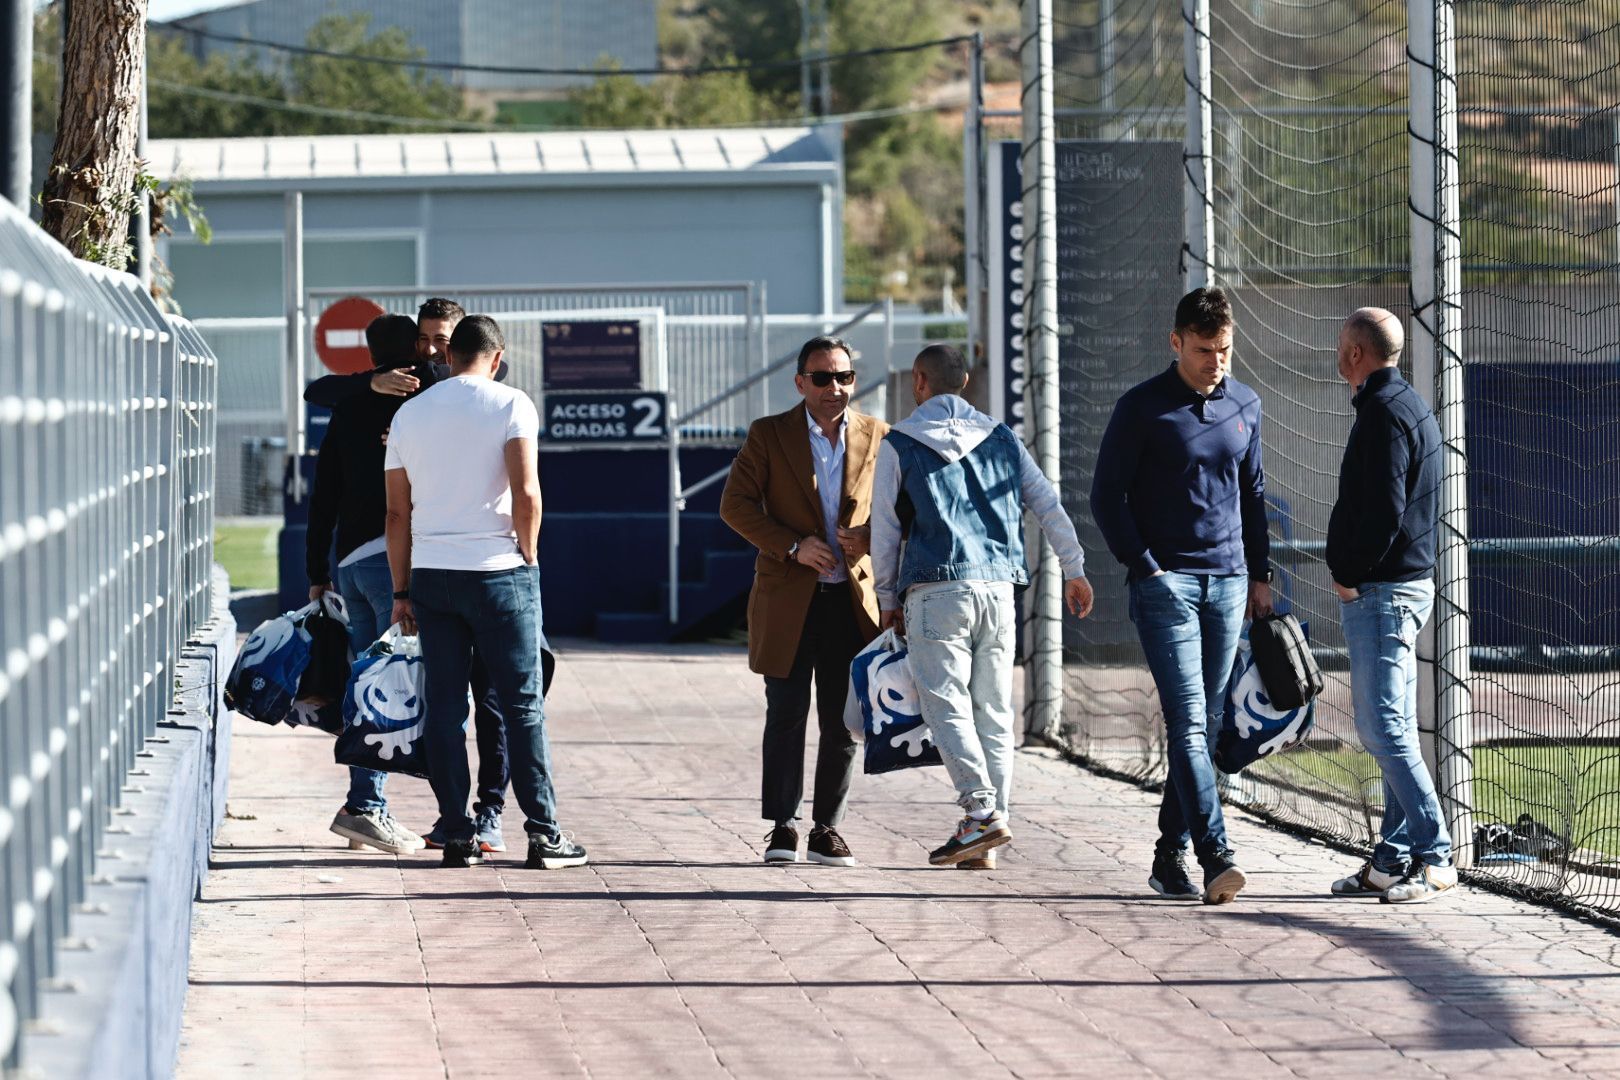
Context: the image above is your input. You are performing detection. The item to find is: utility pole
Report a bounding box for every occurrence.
[0,0,31,208]
[799,0,830,120]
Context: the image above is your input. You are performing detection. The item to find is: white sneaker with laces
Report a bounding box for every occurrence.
[1331,861,1405,897]
[1381,863,1458,904]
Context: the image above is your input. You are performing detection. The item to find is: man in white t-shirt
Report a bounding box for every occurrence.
[383,315,586,870]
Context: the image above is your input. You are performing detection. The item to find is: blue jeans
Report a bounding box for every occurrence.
[1341,578,1450,871]
[1129,571,1247,865]
[411,564,558,844]
[335,551,392,814]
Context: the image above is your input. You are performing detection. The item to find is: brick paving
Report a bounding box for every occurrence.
[178,641,1620,1079]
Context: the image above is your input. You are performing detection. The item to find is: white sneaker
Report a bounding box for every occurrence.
[1331,861,1405,897]
[1381,863,1459,904]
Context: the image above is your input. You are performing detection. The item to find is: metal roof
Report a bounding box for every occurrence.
[147,128,838,187]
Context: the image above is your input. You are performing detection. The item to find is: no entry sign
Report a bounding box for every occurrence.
[314,296,387,374]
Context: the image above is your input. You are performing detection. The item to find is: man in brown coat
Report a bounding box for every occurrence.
[720,335,888,867]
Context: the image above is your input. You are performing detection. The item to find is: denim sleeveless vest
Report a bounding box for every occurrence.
[888,423,1029,597]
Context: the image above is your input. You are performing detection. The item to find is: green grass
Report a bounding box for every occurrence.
[214,522,278,592]
[1251,741,1620,858]
[493,99,581,127]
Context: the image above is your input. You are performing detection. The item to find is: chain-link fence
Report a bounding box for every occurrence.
[1015,0,1620,920]
[0,199,220,1062]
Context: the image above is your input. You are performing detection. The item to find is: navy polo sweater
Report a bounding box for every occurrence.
[1325,367,1441,589]
[1089,363,1271,582]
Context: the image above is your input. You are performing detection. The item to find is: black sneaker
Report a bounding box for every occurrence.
[441,838,484,868]
[763,825,799,864]
[1202,849,1247,906]
[526,832,588,870]
[1149,849,1201,901]
[807,825,856,867]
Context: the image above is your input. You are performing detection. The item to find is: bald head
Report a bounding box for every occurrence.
[1337,307,1405,389]
[1344,308,1404,364]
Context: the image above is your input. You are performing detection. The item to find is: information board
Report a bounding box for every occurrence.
[989,139,1185,652]
[542,319,643,392]
[542,391,669,444]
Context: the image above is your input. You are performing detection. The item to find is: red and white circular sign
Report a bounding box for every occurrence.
[313,296,388,374]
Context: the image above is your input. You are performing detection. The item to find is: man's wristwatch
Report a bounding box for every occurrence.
[1253,569,1274,584]
[392,589,410,600]
[785,541,800,563]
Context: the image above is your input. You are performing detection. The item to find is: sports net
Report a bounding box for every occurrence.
[1040,0,1620,919]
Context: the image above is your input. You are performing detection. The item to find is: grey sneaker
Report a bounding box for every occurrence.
[331,808,416,855]
[1381,863,1458,904]
[383,814,425,852]
[475,808,506,853]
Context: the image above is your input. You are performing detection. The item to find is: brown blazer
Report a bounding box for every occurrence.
[719,405,889,678]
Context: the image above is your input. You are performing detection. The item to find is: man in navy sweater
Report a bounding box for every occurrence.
[1090,287,1273,905]
[1325,307,1455,904]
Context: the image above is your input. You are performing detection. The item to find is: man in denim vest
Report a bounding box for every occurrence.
[1090,287,1273,905]
[1326,307,1455,904]
[871,345,1094,868]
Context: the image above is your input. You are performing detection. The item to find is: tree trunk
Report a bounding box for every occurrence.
[39,0,146,268]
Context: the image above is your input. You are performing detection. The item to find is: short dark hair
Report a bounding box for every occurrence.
[366,314,419,370]
[448,314,505,364]
[1174,287,1234,338]
[796,335,853,374]
[418,297,465,324]
[914,343,969,393]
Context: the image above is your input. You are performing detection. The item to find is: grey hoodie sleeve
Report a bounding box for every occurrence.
[1017,442,1087,579]
[871,441,905,610]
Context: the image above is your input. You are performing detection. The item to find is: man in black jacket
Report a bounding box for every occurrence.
[1325,307,1456,904]
[308,315,432,855]
[305,299,513,854]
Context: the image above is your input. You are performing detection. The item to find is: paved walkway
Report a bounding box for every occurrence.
[179,642,1620,1079]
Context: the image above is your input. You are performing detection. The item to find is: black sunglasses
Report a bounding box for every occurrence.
[804,370,856,387]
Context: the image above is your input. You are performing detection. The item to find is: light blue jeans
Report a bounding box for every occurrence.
[335,550,391,814]
[1129,571,1247,866]
[1341,578,1451,871]
[903,580,1016,816]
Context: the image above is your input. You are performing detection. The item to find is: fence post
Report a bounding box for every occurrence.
[1408,0,1475,868]
[1019,0,1063,743]
[1182,0,1214,289]
[0,0,30,209]
[283,191,305,502]
[963,32,984,364]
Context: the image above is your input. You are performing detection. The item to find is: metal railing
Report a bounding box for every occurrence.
[0,199,219,1064]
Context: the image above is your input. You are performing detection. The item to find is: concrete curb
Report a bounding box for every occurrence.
[17,569,236,1080]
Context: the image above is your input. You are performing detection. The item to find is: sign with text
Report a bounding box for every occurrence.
[541,319,643,392]
[990,139,1183,653]
[542,391,669,444]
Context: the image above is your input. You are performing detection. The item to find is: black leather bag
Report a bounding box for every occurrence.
[1248,612,1324,711]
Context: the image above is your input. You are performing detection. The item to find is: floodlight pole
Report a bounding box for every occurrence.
[1409,0,1474,867]
[1182,0,1214,290]
[1019,0,1063,743]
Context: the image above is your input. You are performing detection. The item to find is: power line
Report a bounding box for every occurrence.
[152,22,972,79]
[145,76,970,134]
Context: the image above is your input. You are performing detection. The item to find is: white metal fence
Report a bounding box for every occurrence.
[0,199,219,1063]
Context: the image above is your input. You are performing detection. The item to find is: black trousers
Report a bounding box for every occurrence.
[761,584,862,828]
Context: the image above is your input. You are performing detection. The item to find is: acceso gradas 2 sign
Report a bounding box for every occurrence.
[541,391,669,443]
